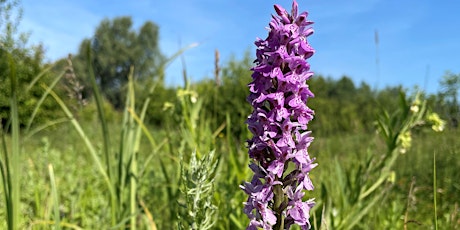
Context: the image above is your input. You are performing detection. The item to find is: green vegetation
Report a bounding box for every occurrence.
[1,1,459,229]
[71,16,165,109]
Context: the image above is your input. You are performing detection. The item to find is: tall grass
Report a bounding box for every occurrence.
[0,52,21,230]
[433,151,438,230]
[43,44,199,229]
[48,164,61,230]
[311,91,450,229]
[1,48,459,229]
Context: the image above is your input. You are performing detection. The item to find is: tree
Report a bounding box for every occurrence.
[73,16,165,109]
[0,0,23,51]
[1,0,61,128]
[439,71,460,127]
[331,76,356,100]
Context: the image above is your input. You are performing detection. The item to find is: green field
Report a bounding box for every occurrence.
[1,89,459,229]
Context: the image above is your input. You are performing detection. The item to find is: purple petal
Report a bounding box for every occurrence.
[267,159,285,177]
[274,4,290,23]
[291,0,298,19]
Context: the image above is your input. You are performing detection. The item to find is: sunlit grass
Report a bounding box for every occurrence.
[1,51,458,230]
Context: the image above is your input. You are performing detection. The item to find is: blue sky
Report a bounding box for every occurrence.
[19,0,460,94]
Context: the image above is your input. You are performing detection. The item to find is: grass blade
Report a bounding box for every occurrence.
[48,164,61,230]
[26,63,56,92]
[8,52,21,230]
[0,123,11,228]
[24,118,69,140]
[139,199,158,230]
[26,69,66,132]
[43,84,116,216]
[433,151,438,230]
[342,185,391,230]
[85,45,113,187]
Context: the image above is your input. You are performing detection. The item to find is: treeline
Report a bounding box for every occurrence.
[184,54,459,137]
[104,51,459,137]
[5,51,457,136]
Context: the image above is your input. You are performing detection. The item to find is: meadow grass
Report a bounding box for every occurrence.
[1,58,459,229]
[2,110,459,229]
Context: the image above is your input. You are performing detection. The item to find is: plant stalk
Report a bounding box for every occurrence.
[273,183,285,230]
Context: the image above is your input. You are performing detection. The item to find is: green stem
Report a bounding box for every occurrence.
[128,74,137,230]
[130,152,137,230]
[86,46,113,192]
[9,54,20,230]
[85,46,117,225]
[273,184,285,230]
[433,151,438,230]
[48,164,61,230]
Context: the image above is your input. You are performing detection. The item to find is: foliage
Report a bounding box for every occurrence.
[0,50,21,230]
[178,150,218,230]
[1,63,459,229]
[312,91,445,229]
[0,0,63,129]
[438,71,460,128]
[72,16,165,109]
[137,82,177,126]
[0,0,23,50]
[191,54,438,139]
[195,52,253,139]
[45,50,173,229]
[0,47,67,129]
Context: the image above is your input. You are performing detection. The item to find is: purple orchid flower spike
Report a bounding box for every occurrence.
[242,0,317,229]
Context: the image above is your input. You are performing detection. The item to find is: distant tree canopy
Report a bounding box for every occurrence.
[1,0,62,128]
[173,52,457,137]
[437,71,460,127]
[73,16,165,109]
